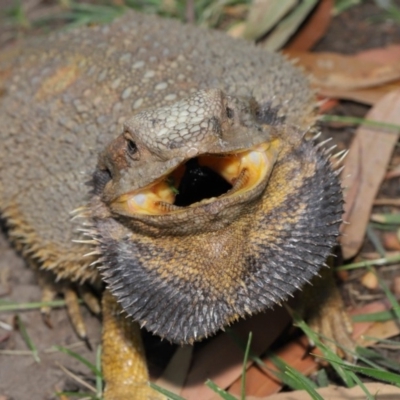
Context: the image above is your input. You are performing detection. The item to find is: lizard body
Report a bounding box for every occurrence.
[0,11,346,399]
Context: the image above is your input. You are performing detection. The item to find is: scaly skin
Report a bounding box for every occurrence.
[0,11,350,399]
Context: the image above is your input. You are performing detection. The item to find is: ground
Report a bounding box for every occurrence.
[0,1,400,399]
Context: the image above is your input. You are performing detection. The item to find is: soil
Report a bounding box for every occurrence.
[1,1,400,399]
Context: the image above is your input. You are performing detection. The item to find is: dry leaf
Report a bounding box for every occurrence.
[318,80,400,106]
[358,318,400,348]
[286,45,400,104]
[265,382,400,400]
[385,164,400,180]
[317,97,339,113]
[261,0,319,51]
[243,0,296,41]
[340,89,400,259]
[284,0,333,52]
[374,198,400,206]
[360,270,378,290]
[284,51,400,90]
[382,232,400,251]
[357,45,400,64]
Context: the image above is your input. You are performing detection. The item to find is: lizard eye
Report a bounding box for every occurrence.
[226,107,234,119]
[126,139,138,156]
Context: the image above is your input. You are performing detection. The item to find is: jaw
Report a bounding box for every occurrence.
[108,140,281,232]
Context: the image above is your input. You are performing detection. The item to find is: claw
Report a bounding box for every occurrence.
[63,285,87,340]
[79,285,101,315]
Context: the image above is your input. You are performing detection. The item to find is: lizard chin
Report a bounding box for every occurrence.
[110,141,279,217]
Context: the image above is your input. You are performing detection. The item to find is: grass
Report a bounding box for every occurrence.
[15,315,40,363]
[0,299,70,312]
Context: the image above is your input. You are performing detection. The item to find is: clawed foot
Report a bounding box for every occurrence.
[37,270,101,347]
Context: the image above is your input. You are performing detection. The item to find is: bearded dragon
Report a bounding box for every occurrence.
[0,11,351,399]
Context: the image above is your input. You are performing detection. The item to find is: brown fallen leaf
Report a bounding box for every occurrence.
[264,382,400,400]
[319,80,400,106]
[242,0,296,41]
[385,164,400,180]
[360,318,400,348]
[357,45,400,64]
[317,96,339,113]
[321,44,400,104]
[284,51,400,90]
[285,45,400,105]
[284,0,333,52]
[360,269,379,290]
[374,198,400,206]
[382,232,400,251]
[340,89,400,259]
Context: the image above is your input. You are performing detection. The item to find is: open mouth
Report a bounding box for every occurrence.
[113,142,274,216]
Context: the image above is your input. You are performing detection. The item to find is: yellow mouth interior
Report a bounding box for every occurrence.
[113,142,273,216]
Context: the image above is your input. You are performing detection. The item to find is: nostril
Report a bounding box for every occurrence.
[92,167,112,195]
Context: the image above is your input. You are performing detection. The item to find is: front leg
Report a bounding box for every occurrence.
[102,290,165,400]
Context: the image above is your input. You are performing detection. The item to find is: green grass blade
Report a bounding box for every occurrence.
[293,312,355,387]
[56,392,98,399]
[371,213,400,224]
[356,347,400,373]
[366,225,386,257]
[16,315,40,363]
[226,328,306,390]
[338,254,400,270]
[95,345,103,397]
[325,358,400,387]
[0,300,68,311]
[352,310,395,323]
[321,115,400,132]
[240,332,252,400]
[347,372,375,400]
[315,368,329,388]
[369,266,400,321]
[150,382,186,400]
[265,352,316,390]
[55,345,102,377]
[204,380,238,400]
[285,367,323,400]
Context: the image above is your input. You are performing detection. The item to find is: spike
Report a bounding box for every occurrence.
[324,144,337,155]
[331,149,347,160]
[70,213,89,221]
[334,165,345,176]
[315,137,332,149]
[83,250,101,258]
[333,149,349,166]
[72,239,98,245]
[312,131,322,141]
[69,206,88,215]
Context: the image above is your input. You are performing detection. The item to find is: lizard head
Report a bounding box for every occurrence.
[89,88,343,344]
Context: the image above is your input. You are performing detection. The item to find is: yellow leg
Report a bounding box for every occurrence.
[102,290,165,400]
